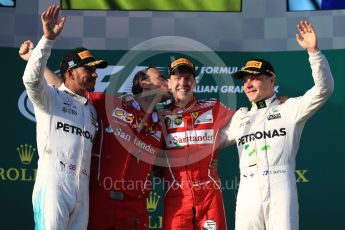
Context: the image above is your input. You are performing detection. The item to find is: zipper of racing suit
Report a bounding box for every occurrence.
[157,110,177,198]
[186,112,198,229]
[96,120,104,184]
[208,104,228,229]
[255,97,277,207]
[78,104,87,192]
[208,129,221,189]
[185,154,198,229]
[262,98,277,204]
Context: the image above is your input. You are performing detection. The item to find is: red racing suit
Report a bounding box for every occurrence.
[160,97,235,230]
[87,93,164,230]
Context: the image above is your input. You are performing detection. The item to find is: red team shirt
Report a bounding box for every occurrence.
[87,92,164,229]
[160,97,235,229]
[86,92,234,229]
[88,92,164,197]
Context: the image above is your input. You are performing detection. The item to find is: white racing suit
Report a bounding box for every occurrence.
[223,51,334,230]
[23,37,97,229]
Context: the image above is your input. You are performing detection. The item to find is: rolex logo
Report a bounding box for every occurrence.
[146,191,160,212]
[17,144,36,165]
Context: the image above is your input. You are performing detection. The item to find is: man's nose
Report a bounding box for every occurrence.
[179,77,187,84]
[244,77,253,84]
[243,79,253,89]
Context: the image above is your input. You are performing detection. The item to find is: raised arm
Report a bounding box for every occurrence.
[22,5,66,112]
[290,21,334,122]
[19,25,63,87]
[296,20,318,53]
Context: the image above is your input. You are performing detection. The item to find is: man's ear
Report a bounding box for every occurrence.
[167,78,172,90]
[270,75,276,85]
[65,69,75,81]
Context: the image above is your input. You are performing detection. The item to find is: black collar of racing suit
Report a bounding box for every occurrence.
[251,94,277,110]
[59,83,88,105]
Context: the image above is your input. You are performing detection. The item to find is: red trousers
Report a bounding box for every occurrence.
[163,183,227,230]
[88,187,149,230]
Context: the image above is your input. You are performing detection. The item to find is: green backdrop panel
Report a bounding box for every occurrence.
[61,0,241,11]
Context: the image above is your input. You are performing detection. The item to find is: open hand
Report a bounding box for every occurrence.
[41,5,66,40]
[296,20,318,53]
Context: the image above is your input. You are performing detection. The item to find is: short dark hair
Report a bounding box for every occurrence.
[131,66,156,95]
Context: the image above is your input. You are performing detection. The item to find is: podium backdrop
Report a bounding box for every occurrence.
[0,47,344,229]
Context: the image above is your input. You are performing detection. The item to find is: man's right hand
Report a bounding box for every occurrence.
[41,5,66,40]
[19,39,63,87]
[296,20,318,53]
[19,40,34,61]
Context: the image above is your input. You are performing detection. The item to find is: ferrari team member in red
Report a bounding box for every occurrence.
[88,67,169,229]
[160,58,235,229]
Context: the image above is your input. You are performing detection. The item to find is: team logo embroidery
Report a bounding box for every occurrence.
[271,105,279,113]
[191,112,199,119]
[164,115,184,129]
[267,106,281,120]
[62,96,78,115]
[267,113,281,120]
[112,108,134,124]
[68,60,76,68]
[194,109,213,125]
[165,129,214,148]
[164,117,172,128]
[63,97,74,106]
[62,107,77,116]
[78,50,93,59]
[240,119,250,127]
[257,100,267,109]
[173,115,183,125]
[245,60,262,69]
[203,220,217,230]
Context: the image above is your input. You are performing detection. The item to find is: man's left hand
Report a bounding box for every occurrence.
[296,20,318,53]
[41,5,66,40]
